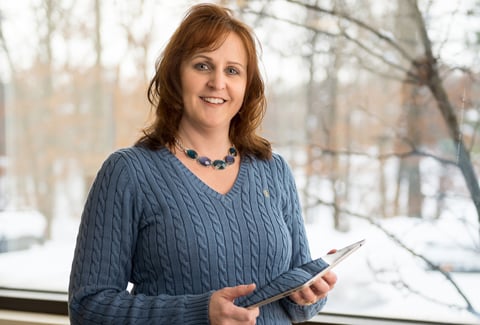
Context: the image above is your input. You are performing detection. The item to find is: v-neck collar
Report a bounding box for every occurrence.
[161,147,247,201]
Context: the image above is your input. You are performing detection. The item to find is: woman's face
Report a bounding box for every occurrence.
[179,32,247,133]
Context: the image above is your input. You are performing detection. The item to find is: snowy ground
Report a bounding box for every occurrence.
[306,211,480,325]
[0,215,78,292]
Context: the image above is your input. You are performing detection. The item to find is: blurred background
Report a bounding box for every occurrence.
[0,0,479,324]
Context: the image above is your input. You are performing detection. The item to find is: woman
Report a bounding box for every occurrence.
[68,3,337,324]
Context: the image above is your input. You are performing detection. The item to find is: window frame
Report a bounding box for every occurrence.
[0,288,67,315]
[0,289,475,325]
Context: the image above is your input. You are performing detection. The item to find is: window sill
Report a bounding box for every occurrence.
[0,310,69,325]
[0,288,67,316]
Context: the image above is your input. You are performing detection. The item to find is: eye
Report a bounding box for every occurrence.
[226,67,240,75]
[194,62,210,71]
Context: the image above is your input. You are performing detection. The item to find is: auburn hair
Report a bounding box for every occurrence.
[136,3,271,160]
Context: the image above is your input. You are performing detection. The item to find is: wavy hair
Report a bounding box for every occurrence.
[136,3,271,160]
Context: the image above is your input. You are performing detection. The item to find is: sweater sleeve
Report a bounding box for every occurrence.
[68,151,212,325]
[274,155,328,322]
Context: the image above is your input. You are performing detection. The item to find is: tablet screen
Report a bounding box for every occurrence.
[235,239,365,309]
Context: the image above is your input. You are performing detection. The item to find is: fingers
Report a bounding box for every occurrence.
[209,284,259,325]
[289,287,317,306]
[222,283,256,301]
[289,271,337,306]
[322,270,338,288]
[310,271,337,297]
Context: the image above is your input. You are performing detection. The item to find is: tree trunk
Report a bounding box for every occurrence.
[409,0,480,227]
[396,0,424,218]
[34,0,56,240]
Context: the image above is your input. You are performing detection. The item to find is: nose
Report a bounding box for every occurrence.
[207,70,226,90]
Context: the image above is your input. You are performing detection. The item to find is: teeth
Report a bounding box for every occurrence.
[202,97,225,104]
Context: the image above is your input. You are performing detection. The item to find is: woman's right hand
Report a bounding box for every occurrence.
[209,284,259,325]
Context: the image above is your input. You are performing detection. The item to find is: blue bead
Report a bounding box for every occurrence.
[197,156,212,166]
[225,155,235,165]
[229,147,237,156]
[181,145,236,170]
[186,149,198,159]
[212,160,227,170]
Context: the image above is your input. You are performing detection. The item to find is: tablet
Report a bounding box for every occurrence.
[235,239,365,309]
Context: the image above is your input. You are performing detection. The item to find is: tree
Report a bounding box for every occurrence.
[1,0,154,238]
[277,0,480,234]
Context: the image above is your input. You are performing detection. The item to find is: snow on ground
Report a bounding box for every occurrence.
[0,215,78,292]
[306,212,480,325]
[0,209,46,239]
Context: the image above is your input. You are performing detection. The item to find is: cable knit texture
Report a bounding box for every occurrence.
[68,146,327,324]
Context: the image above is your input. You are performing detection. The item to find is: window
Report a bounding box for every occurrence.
[0,1,479,324]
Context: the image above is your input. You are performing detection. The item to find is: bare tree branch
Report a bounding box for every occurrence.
[307,142,459,168]
[0,12,15,76]
[408,0,480,225]
[286,0,416,62]
[365,257,471,313]
[352,55,410,83]
[340,29,410,76]
[242,5,414,83]
[310,197,480,317]
[241,7,339,38]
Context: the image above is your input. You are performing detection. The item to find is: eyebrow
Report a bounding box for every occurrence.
[191,54,246,70]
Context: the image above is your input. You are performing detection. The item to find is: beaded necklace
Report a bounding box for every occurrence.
[175,139,237,170]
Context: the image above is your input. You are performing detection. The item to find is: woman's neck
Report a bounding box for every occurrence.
[176,127,232,157]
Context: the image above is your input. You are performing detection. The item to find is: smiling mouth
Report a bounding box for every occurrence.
[201,97,226,104]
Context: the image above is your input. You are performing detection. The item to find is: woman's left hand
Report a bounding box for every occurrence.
[288,270,337,306]
[289,249,338,306]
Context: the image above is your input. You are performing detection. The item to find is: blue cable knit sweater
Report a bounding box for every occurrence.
[68,146,326,324]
